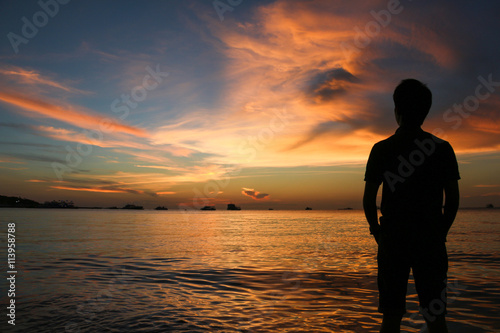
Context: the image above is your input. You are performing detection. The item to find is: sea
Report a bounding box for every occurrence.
[0,208,499,332]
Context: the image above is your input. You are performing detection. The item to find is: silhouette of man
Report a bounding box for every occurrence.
[363,79,460,333]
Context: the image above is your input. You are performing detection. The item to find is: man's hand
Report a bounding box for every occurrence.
[364,181,381,244]
[370,225,381,244]
[443,179,459,237]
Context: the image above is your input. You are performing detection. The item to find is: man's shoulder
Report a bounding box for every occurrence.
[377,129,452,146]
[372,134,397,149]
[419,130,453,149]
[370,129,454,156]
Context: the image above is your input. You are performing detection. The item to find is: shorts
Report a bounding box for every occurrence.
[377,223,448,317]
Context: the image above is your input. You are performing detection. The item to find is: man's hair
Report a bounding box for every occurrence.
[393,79,432,126]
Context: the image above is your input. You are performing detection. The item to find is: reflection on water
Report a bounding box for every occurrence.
[1,209,499,332]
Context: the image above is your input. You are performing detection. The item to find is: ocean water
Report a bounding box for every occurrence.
[0,208,499,332]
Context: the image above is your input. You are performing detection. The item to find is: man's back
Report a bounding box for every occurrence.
[365,127,460,225]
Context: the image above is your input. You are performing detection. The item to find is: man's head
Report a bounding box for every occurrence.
[393,79,432,127]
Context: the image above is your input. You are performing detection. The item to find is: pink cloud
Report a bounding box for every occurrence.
[50,185,145,195]
[0,90,148,138]
[0,65,91,94]
[242,187,269,200]
[157,191,176,195]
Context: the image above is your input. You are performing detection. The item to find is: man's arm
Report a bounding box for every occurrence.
[443,179,459,235]
[363,180,381,242]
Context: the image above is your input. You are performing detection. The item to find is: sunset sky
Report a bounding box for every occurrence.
[1,0,499,209]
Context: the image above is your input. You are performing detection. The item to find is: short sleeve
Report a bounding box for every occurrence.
[364,143,383,184]
[441,142,460,181]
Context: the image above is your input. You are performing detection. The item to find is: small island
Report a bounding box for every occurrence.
[227,203,241,210]
[122,204,144,210]
[0,195,75,208]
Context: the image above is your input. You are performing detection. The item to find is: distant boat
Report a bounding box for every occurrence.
[268,208,274,210]
[155,206,168,210]
[338,207,353,210]
[227,203,241,210]
[305,207,312,210]
[122,204,143,210]
[201,205,216,210]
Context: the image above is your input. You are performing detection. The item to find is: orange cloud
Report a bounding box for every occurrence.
[56,165,232,197]
[242,187,269,200]
[467,116,500,135]
[28,125,194,162]
[113,149,172,164]
[157,191,176,195]
[0,90,147,137]
[0,66,90,94]
[202,0,499,166]
[34,125,150,149]
[50,185,145,194]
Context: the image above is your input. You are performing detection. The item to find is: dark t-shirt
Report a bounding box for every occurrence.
[365,127,460,224]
